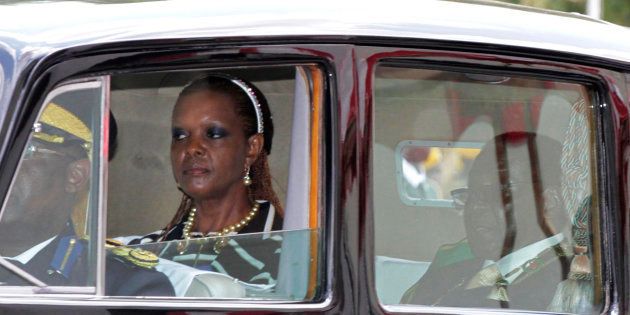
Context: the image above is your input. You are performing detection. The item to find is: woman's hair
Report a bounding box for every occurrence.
[163,75,283,233]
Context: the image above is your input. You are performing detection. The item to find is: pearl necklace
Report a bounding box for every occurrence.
[181,202,260,241]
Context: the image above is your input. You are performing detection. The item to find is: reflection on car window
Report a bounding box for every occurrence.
[109,229,319,299]
[0,82,103,289]
[119,74,285,246]
[106,65,325,301]
[373,65,600,314]
[394,141,481,207]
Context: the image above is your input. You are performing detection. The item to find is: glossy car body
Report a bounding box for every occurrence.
[0,0,630,314]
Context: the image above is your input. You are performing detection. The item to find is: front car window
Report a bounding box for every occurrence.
[373,65,601,313]
[105,65,325,301]
[122,228,319,299]
[0,63,326,304]
[0,80,104,292]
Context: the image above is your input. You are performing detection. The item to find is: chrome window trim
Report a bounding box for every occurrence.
[39,80,105,111]
[96,75,110,297]
[0,256,46,288]
[0,286,95,295]
[383,304,549,315]
[0,295,334,310]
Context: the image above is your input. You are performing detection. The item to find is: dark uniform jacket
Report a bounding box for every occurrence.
[401,239,569,311]
[0,222,174,296]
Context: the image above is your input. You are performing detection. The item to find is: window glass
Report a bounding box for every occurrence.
[117,229,319,299]
[373,65,601,314]
[394,140,482,207]
[106,65,324,300]
[0,80,104,291]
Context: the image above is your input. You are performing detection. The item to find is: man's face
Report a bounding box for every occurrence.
[463,141,550,261]
[2,139,71,225]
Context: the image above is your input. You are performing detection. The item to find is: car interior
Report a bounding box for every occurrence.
[371,65,597,310]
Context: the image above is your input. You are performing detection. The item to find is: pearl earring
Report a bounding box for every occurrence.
[243,167,252,186]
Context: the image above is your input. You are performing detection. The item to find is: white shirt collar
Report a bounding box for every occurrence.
[11,236,56,264]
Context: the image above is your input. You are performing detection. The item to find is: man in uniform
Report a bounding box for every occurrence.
[401,132,574,310]
[0,100,174,296]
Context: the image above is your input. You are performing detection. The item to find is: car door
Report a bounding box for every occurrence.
[362,45,626,314]
[0,42,343,313]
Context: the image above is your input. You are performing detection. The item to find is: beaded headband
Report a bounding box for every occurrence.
[226,77,264,134]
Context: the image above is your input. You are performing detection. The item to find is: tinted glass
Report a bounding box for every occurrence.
[109,229,320,299]
[373,65,600,314]
[0,82,103,290]
[106,65,324,301]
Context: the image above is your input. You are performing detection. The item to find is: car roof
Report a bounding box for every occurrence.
[1,0,630,65]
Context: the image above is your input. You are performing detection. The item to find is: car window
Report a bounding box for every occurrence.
[105,65,325,300]
[372,65,602,313]
[0,79,105,293]
[117,228,319,299]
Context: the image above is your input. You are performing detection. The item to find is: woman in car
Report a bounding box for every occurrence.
[128,74,284,286]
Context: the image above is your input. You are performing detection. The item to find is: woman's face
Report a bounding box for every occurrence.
[171,90,257,201]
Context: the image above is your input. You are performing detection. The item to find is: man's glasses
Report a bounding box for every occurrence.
[23,143,67,160]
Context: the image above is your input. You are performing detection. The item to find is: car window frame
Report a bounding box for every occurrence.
[0,43,337,311]
[0,77,107,296]
[361,48,622,315]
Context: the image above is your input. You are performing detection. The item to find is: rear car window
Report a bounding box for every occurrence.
[372,65,601,313]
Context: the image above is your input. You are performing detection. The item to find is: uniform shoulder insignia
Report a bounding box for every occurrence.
[108,246,159,269]
[105,238,125,248]
[128,248,159,268]
[111,246,132,257]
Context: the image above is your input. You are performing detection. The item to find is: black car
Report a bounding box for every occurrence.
[0,1,630,314]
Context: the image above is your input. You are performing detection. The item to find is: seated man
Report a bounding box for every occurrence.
[0,101,174,296]
[401,132,573,311]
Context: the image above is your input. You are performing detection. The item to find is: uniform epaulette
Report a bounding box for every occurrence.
[105,238,124,248]
[108,245,159,269]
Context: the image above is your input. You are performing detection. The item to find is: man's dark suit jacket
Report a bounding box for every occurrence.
[401,246,567,311]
